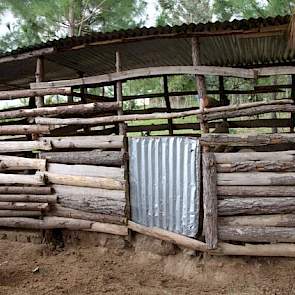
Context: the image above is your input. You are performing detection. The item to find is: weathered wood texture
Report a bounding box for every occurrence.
[45,172,124,190]
[201,133,295,147]
[53,185,125,216]
[0,102,118,120]
[86,222,128,235]
[215,150,295,163]
[47,163,124,180]
[218,197,295,216]
[0,155,46,171]
[0,139,51,153]
[0,202,48,211]
[202,152,218,249]
[217,160,295,172]
[40,150,123,166]
[49,204,125,224]
[219,214,295,227]
[218,172,295,186]
[219,226,295,243]
[0,172,45,185]
[0,186,51,194]
[0,210,41,217]
[0,125,51,135]
[0,194,56,203]
[217,186,295,197]
[210,242,295,257]
[128,221,208,251]
[0,87,71,100]
[44,135,123,149]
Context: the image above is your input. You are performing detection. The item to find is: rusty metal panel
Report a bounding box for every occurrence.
[129,137,200,237]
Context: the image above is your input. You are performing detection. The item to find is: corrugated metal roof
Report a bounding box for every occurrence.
[0,15,293,91]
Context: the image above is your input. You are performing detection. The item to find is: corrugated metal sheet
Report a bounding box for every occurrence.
[129,137,200,237]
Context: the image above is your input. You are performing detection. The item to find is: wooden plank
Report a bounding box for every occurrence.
[49,204,125,224]
[0,194,56,203]
[44,135,123,149]
[48,163,124,180]
[0,87,71,100]
[215,150,295,163]
[40,150,123,166]
[201,133,295,147]
[54,185,125,216]
[219,225,295,243]
[202,152,218,249]
[218,197,295,216]
[0,139,51,153]
[217,160,295,172]
[0,202,48,211]
[128,221,208,251]
[0,102,118,119]
[218,186,295,197]
[0,172,45,186]
[218,172,295,186]
[0,186,51,194]
[86,222,128,235]
[219,214,295,227]
[45,172,125,190]
[0,155,46,171]
[30,66,255,90]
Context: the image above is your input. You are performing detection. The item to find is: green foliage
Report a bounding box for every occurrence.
[0,0,147,51]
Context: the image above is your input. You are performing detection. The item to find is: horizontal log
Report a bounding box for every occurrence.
[217,186,295,197]
[0,194,56,203]
[45,172,124,190]
[204,104,295,121]
[218,197,295,215]
[0,186,51,194]
[215,150,295,163]
[30,66,255,90]
[34,100,293,126]
[0,202,48,211]
[218,172,295,186]
[201,133,295,147]
[210,242,295,257]
[47,163,123,180]
[0,139,51,153]
[0,155,46,171]
[0,210,41,217]
[219,225,295,243]
[40,150,123,166]
[217,160,295,172]
[54,185,125,216]
[0,102,118,120]
[86,222,128,235]
[0,87,72,100]
[0,125,52,135]
[49,204,125,224]
[0,217,92,230]
[219,214,295,227]
[44,135,123,149]
[128,221,208,251]
[0,172,45,186]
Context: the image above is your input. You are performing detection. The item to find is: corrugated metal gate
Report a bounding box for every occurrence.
[129,137,200,237]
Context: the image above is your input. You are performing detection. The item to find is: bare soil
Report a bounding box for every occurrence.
[1,234,295,295]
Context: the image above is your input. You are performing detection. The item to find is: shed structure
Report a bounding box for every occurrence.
[0,15,295,256]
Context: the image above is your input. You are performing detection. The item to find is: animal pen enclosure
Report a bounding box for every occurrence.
[1,15,295,256]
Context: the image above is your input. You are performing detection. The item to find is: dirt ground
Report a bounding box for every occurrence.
[1,232,295,295]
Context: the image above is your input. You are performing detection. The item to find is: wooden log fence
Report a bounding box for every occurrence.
[0,155,46,171]
[0,172,45,186]
[0,186,51,194]
[0,194,57,203]
[0,202,48,211]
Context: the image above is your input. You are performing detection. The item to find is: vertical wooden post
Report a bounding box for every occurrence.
[35,56,44,108]
[202,152,218,249]
[271,76,278,134]
[163,75,173,135]
[290,74,295,133]
[116,51,126,135]
[191,37,209,133]
[115,50,130,226]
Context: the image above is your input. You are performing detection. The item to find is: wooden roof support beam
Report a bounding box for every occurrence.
[163,75,173,135]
